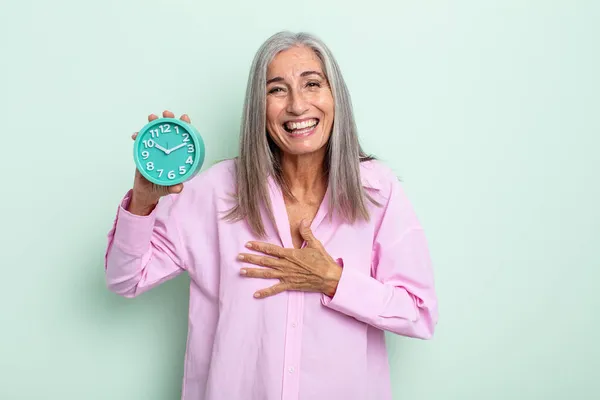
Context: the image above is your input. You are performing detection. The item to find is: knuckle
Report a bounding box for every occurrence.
[262,257,273,267]
[290,276,304,285]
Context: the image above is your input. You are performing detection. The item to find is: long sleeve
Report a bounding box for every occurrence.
[321,176,438,339]
[104,190,188,298]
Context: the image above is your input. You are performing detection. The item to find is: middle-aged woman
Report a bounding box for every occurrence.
[105,30,438,400]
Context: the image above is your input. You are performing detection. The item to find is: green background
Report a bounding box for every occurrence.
[1,0,598,399]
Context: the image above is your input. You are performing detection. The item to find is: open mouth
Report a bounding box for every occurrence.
[283,118,320,136]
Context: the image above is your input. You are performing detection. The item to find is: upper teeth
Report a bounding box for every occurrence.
[285,119,318,130]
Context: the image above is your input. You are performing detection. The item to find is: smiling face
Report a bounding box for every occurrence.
[265,45,334,157]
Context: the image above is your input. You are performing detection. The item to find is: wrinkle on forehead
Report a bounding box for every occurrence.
[267,45,325,80]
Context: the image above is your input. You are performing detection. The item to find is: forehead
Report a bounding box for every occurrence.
[267,45,324,77]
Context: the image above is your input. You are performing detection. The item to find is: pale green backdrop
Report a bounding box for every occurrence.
[0,0,598,399]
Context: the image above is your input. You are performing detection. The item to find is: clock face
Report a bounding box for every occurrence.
[133,118,205,185]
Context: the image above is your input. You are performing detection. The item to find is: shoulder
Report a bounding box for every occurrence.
[186,158,236,191]
[359,159,402,196]
[170,158,237,207]
[360,159,423,227]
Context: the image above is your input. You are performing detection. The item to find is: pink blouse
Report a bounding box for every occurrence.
[104,159,438,400]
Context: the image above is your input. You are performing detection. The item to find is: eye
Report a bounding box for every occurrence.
[306,81,321,88]
[268,87,284,94]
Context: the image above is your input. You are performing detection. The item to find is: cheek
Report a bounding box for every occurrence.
[315,93,334,119]
[265,111,278,134]
[266,101,284,129]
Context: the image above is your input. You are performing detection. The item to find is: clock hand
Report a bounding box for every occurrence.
[167,143,187,153]
[154,143,169,154]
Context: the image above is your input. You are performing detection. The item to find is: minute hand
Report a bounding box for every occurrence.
[166,143,187,154]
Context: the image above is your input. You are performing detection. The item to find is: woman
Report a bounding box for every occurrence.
[105,31,438,400]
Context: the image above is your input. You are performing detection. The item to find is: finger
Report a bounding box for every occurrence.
[245,241,288,258]
[299,219,323,249]
[163,110,175,118]
[239,267,285,280]
[150,183,169,197]
[180,114,191,123]
[254,282,289,299]
[238,253,286,270]
[167,184,184,194]
[148,113,158,122]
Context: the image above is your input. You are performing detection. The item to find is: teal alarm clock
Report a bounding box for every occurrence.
[133,117,205,186]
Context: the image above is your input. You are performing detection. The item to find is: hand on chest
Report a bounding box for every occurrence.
[285,200,321,249]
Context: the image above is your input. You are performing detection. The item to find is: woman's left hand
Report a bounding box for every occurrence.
[238,220,342,298]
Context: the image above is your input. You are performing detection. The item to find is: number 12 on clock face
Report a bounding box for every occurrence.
[133,118,205,186]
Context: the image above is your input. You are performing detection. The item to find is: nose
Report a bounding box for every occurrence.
[286,90,309,116]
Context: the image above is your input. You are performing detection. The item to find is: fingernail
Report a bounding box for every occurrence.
[240,269,247,275]
[237,254,244,260]
[254,292,261,298]
[246,243,253,248]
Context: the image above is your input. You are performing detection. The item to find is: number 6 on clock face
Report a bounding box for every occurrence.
[133,117,206,186]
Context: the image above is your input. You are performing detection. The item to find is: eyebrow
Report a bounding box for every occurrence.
[266,70,325,85]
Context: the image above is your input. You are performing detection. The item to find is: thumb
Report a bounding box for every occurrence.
[299,219,320,248]
[151,183,182,197]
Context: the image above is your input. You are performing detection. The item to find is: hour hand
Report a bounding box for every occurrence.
[154,143,169,154]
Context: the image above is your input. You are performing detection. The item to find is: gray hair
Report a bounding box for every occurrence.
[225,30,376,237]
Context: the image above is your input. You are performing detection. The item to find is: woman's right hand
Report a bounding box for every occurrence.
[127,110,191,216]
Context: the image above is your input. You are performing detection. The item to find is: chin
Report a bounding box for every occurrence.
[279,135,328,156]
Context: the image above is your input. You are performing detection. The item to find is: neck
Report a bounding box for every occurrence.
[280,149,327,202]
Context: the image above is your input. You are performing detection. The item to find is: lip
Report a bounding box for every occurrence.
[282,117,320,135]
[282,120,319,138]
